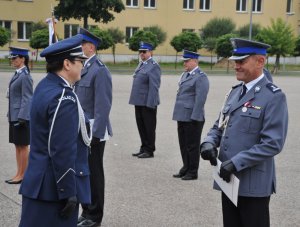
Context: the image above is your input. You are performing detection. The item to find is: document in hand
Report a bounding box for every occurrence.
[213,159,240,206]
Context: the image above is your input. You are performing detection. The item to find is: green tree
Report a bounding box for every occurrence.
[203,37,217,69]
[170,32,203,68]
[29,29,49,61]
[236,23,262,39]
[128,30,158,52]
[257,18,296,73]
[54,0,125,29]
[201,17,236,39]
[144,25,167,45]
[90,27,114,51]
[215,33,236,73]
[293,36,300,56]
[0,27,10,47]
[31,21,47,32]
[107,27,125,64]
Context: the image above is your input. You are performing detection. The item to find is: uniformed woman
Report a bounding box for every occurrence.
[19,35,92,227]
[5,47,33,185]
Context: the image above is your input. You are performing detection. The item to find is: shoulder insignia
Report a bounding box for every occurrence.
[151,59,157,65]
[266,83,281,93]
[232,83,242,89]
[96,59,104,67]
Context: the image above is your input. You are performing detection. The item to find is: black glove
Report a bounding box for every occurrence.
[200,142,218,166]
[219,160,236,183]
[91,136,100,146]
[18,118,26,127]
[60,196,77,218]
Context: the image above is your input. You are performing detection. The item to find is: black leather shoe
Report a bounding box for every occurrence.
[6,179,22,184]
[137,152,154,158]
[77,216,86,224]
[77,219,100,227]
[5,179,13,183]
[173,173,184,178]
[181,175,197,180]
[132,151,143,157]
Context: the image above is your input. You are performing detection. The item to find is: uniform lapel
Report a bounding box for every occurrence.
[81,55,96,77]
[10,71,20,85]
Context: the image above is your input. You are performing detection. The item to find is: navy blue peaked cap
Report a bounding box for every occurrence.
[40,34,88,62]
[229,38,271,60]
[79,28,101,47]
[181,49,200,60]
[9,47,29,58]
[139,42,154,51]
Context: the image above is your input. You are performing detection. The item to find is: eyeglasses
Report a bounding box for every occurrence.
[139,50,147,54]
[73,59,85,66]
[11,57,18,60]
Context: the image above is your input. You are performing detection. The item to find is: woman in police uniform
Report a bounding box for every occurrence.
[19,35,91,227]
[6,47,33,185]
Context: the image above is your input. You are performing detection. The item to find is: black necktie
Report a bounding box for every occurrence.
[186,72,190,79]
[239,84,247,101]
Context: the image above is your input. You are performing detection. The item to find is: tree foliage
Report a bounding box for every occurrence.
[0,27,10,47]
[144,25,167,45]
[201,17,236,39]
[107,27,125,64]
[257,18,296,73]
[128,30,158,52]
[29,29,49,61]
[90,27,114,51]
[236,23,262,39]
[54,0,125,28]
[31,21,47,32]
[293,36,300,56]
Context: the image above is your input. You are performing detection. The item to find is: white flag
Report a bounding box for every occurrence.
[46,17,58,45]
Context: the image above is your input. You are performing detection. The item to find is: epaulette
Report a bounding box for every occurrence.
[266,83,281,93]
[21,67,29,75]
[151,59,157,65]
[232,83,243,89]
[96,59,104,67]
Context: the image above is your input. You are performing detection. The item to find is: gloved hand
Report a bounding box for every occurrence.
[60,196,77,218]
[219,160,236,183]
[200,142,218,166]
[91,136,100,146]
[18,118,26,127]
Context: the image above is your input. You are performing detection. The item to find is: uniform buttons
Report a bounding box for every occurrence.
[241,164,245,167]
[225,136,228,139]
[80,171,83,175]
[60,188,64,192]
[228,124,232,127]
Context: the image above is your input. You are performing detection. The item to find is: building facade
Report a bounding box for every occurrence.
[0,0,299,60]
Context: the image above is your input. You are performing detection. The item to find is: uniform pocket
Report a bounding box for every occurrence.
[239,109,262,133]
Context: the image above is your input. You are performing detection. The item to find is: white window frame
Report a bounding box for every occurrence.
[144,0,156,9]
[17,21,31,41]
[236,0,247,12]
[252,0,262,13]
[64,24,79,38]
[199,0,211,11]
[126,0,139,8]
[126,27,139,43]
[0,20,11,30]
[286,0,293,13]
[183,0,195,10]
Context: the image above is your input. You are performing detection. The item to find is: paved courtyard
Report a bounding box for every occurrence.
[0,71,299,226]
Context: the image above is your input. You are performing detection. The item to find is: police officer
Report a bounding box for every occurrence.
[6,47,33,184]
[19,35,92,227]
[200,38,288,227]
[129,42,161,158]
[75,28,113,227]
[172,50,209,180]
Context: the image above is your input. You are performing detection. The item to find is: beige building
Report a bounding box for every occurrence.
[0,0,299,60]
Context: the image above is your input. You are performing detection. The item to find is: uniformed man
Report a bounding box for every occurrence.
[129,42,161,158]
[19,35,92,227]
[172,50,209,180]
[75,28,113,227]
[200,38,288,227]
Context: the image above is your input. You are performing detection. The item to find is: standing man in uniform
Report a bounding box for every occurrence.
[129,42,161,158]
[172,50,209,180]
[76,28,113,227]
[200,38,288,227]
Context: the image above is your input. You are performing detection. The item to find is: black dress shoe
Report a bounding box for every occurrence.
[77,219,100,227]
[6,179,22,184]
[181,175,197,180]
[173,173,184,178]
[132,151,143,157]
[5,179,13,183]
[78,216,86,224]
[137,152,154,158]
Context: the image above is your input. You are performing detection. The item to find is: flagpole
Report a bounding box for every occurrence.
[51,4,57,43]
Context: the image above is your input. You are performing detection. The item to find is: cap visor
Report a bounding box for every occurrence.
[229,55,250,61]
[8,54,19,58]
[181,57,191,61]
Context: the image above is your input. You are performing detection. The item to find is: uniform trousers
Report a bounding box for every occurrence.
[135,106,157,153]
[222,192,270,227]
[177,120,204,176]
[81,141,106,223]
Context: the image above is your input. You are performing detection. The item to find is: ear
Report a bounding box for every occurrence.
[63,59,72,71]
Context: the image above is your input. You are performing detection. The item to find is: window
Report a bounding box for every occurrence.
[252,0,262,12]
[126,0,138,7]
[286,0,292,13]
[126,27,138,43]
[182,28,195,32]
[17,21,32,40]
[200,0,210,11]
[236,0,247,12]
[0,20,11,30]
[183,0,194,10]
[64,24,79,38]
[144,0,155,8]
